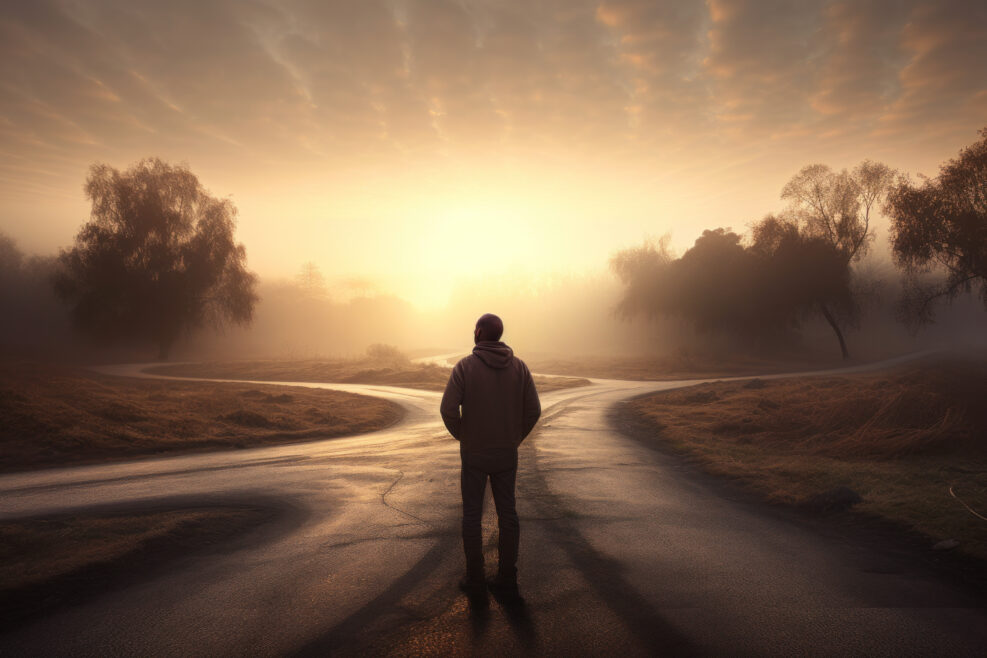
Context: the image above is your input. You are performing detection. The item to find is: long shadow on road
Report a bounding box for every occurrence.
[293,398,698,656]
[0,492,310,635]
[520,430,698,655]
[290,528,461,657]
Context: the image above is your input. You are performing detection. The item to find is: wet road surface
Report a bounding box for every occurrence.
[1,356,985,656]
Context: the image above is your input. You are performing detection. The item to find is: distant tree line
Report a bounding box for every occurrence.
[3,128,984,362]
[0,234,71,355]
[612,128,987,359]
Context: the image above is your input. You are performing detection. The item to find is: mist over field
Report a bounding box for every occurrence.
[3,225,986,365]
[5,141,987,367]
[165,255,987,363]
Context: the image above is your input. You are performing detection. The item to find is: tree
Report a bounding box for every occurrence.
[749,215,855,358]
[611,230,760,333]
[296,261,328,298]
[609,234,675,321]
[781,160,894,263]
[610,222,856,357]
[1,232,72,354]
[53,158,258,359]
[0,232,24,276]
[665,228,761,333]
[886,128,987,324]
[779,159,895,357]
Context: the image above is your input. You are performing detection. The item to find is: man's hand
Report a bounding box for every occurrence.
[521,364,541,441]
[440,363,465,440]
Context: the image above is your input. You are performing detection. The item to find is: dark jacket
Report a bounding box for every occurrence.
[440,341,541,450]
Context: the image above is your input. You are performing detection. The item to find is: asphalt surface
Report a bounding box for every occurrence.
[1,355,985,656]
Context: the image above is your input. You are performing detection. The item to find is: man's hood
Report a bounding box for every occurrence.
[472,341,514,369]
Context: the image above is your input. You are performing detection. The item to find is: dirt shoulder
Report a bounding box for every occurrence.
[146,358,591,392]
[0,361,405,473]
[616,356,987,561]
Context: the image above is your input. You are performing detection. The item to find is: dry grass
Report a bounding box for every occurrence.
[0,361,404,473]
[0,506,269,630]
[0,508,258,592]
[624,357,987,559]
[148,357,591,392]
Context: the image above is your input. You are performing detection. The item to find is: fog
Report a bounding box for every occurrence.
[176,267,664,360]
[0,234,79,360]
[3,229,985,367]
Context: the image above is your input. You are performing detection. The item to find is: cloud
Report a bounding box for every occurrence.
[702,0,829,134]
[810,0,910,120]
[878,1,987,137]
[593,0,709,139]
[0,0,984,203]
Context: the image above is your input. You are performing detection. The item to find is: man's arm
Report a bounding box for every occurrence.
[520,364,541,442]
[440,363,465,440]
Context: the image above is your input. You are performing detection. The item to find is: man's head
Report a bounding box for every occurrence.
[474,313,504,344]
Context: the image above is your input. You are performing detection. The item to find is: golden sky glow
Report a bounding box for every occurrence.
[1,0,985,308]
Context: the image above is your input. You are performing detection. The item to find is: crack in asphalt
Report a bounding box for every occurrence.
[379,469,431,527]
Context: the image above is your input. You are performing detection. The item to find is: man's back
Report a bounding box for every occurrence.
[440,341,541,451]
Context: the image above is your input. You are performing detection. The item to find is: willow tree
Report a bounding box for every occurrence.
[54,158,258,359]
[779,159,896,358]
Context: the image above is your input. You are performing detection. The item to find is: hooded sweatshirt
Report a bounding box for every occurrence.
[440,341,541,451]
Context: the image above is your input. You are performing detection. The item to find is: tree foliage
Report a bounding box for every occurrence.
[611,158,896,359]
[886,128,987,324]
[749,215,856,357]
[781,160,895,264]
[53,158,258,358]
[611,221,853,356]
[0,232,71,355]
[296,261,328,298]
[774,159,895,356]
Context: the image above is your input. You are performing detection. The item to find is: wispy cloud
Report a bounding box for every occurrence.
[0,0,984,279]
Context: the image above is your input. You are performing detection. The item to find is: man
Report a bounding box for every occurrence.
[440,313,541,603]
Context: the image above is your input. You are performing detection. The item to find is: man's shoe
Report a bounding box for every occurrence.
[458,576,486,595]
[488,579,525,606]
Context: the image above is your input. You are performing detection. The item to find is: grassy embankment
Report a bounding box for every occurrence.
[622,357,987,559]
[147,356,591,392]
[0,506,274,631]
[0,361,404,473]
[0,360,398,625]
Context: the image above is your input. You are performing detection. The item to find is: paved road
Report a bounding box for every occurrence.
[1,357,985,656]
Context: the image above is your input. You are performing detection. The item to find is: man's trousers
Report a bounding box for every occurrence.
[460,445,519,584]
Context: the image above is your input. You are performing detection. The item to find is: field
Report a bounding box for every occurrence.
[147,357,591,392]
[621,357,987,559]
[0,361,404,473]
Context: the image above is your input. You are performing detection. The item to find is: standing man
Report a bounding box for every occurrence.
[440,313,541,603]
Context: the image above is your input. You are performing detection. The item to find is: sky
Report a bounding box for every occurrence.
[1,0,985,308]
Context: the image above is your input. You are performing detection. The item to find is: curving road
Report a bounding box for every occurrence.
[1,355,986,656]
